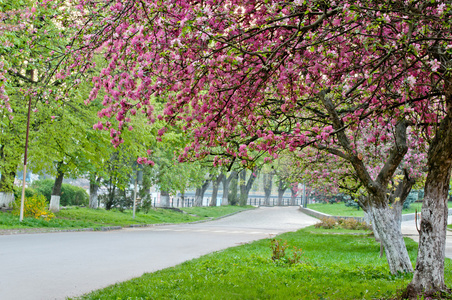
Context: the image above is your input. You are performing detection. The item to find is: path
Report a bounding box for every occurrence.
[0,207,317,300]
[401,215,452,259]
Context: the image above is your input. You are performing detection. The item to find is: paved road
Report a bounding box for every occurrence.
[401,215,452,259]
[0,207,318,300]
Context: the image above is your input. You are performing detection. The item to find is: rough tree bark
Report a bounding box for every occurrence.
[239,168,260,206]
[209,174,223,206]
[227,171,239,205]
[263,172,273,206]
[0,170,16,208]
[89,174,101,209]
[290,184,298,206]
[362,176,414,274]
[50,161,64,213]
[160,190,170,207]
[0,144,17,208]
[104,178,116,210]
[277,179,287,206]
[405,93,452,297]
[194,179,210,207]
[180,192,185,208]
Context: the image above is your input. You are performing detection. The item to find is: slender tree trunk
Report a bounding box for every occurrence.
[277,179,287,206]
[105,178,116,210]
[209,174,223,206]
[263,173,273,206]
[0,170,16,208]
[228,172,239,205]
[180,192,185,208]
[222,171,237,206]
[239,168,260,206]
[406,102,452,296]
[0,144,17,208]
[194,179,210,207]
[365,200,413,274]
[290,184,297,206]
[89,174,101,209]
[160,190,170,207]
[239,170,247,206]
[50,161,64,213]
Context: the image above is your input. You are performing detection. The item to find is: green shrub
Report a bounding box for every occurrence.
[31,179,54,201]
[31,179,89,206]
[60,183,89,206]
[13,186,38,199]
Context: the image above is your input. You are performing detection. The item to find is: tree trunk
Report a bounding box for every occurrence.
[365,200,413,274]
[222,171,237,206]
[0,192,15,208]
[239,168,260,206]
[263,173,273,206]
[0,169,16,208]
[322,94,414,276]
[194,179,210,207]
[160,190,170,207]
[50,162,64,213]
[406,106,452,297]
[239,170,247,206]
[105,178,116,210]
[89,175,101,209]
[209,174,223,206]
[180,192,185,208]
[228,172,239,205]
[277,179,287,206]
[290,184,298,206]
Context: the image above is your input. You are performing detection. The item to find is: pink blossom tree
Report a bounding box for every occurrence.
[68,0,452,296]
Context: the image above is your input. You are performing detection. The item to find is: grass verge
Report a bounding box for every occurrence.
[71,227,452,300]
[180,205,254,218]
[0,206,251,231]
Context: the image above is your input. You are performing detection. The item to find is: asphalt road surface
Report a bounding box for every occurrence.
[0,206,318,300]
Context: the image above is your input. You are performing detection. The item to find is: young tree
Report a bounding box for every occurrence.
[0,0,87,209]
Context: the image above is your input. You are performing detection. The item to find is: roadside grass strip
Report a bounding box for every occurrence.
[72,227,452,300]
[0,206,252,230]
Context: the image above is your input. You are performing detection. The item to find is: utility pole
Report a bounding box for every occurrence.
[20,96,32,222]
[132,168,143,219]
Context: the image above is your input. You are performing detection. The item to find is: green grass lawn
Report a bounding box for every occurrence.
[71,227,452,300]
[306,202,441,217]
[180,205,253,218]
[0,206,251,230]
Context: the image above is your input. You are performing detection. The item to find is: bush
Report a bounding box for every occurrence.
[13,186,38,199]
[344,199,360,210]
[11,194,55,221]
[338,218,370,230]
[315,217,370,230]
[31,179,89,206]
[60,184,89,206]
[315,217,337,229]
[31,179,54,201]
